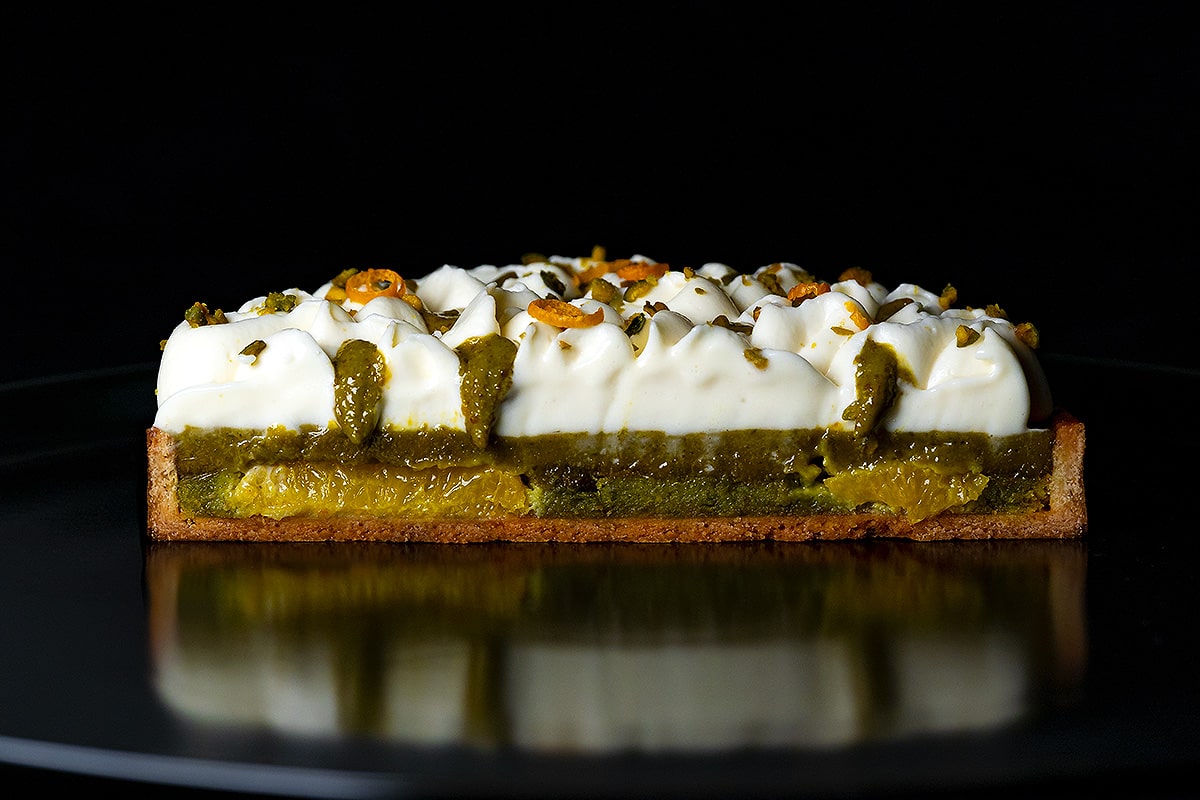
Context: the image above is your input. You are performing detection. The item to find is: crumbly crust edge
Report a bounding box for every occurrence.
[145,412,1087,543]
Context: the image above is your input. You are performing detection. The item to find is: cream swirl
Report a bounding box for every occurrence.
[155,257,1051,437]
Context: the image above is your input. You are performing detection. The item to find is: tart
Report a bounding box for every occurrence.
[146,249,1086,542]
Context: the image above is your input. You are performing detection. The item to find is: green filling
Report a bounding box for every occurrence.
[457,334,518,449]
[842,338,908,436]
[494,430,827,482]
[177,469,244,517]
[332,339,387,445]
[528,474,845,518]
[176,425,490,474]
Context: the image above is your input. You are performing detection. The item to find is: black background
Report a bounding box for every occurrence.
[4,3,1196,383]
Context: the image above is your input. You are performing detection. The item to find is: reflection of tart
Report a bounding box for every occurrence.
[146,249,1086,542]
[144,540,1088,749]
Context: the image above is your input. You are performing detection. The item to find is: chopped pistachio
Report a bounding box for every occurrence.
[1014,321,1040,349]
[712,315,753,335]
[758,272,785,297]
[876,297,914,321]
[939,284,958,310]
[184,302,228,328]
[540,269,567,296]
[588,278,620,305]
[623,313,647,338]
[330,268,359,289]
[262,291,298,314]
[421,308,460,335]
[956,325,982,347]
[643,301,669,315]
[623,277,658,303]
[241,339,267,356]
[743,347,769,370]
[239,339,268,362]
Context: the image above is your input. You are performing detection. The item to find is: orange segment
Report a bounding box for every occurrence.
[825,463,989,522]
[229,463,530,520]
[345,268,406,304]
[528,298,605,328]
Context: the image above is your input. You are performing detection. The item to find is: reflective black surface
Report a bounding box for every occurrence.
[145,538,1087,753]
[2,356,1198,797]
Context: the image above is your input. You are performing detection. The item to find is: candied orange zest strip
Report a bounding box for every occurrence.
[845,301,872,330]
[786,281,831,303]
[616,260,669,281]
[573,246,613,284]
[576,261,613,284]
[838,266,874,286]
[528,298,605,328]
[345,268,406,304]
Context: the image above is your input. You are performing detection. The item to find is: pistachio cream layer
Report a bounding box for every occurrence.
[155,251,1055,522]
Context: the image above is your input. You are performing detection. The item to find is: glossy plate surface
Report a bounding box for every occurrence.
[1,356,1198,796]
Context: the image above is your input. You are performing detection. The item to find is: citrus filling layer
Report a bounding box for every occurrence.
[173,428,1053,522]
[178,464,530,520]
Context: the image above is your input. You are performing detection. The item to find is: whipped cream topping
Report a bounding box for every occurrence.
[154,254,1052,437]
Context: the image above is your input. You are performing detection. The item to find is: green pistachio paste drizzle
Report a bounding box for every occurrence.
[333,339,387,445]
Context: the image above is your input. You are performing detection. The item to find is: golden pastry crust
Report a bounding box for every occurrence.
[145,412,1086,542]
